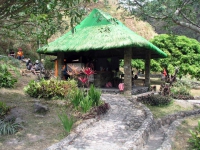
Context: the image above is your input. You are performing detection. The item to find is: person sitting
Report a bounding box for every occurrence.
[26,58,33,70]
[8,49,15,58]
[16,48,24,60]
[113,68,123,87]
[31,60,43,74]
[62,61,70,80]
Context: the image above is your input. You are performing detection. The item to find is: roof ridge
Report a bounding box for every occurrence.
[93,8,118,25]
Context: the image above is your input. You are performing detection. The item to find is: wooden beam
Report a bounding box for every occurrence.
[145,51,151,87]
[124,47,132,95]
[57,52,64,80]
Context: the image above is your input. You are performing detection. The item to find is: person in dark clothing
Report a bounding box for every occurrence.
[26,59,33,70]
[62,59,70,80]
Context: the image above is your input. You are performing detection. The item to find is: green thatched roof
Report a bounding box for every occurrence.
[37,9,167,58]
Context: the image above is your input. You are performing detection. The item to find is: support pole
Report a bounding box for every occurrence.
[145,51,151,88]
[57,52,64,80]
[124,48,132,95]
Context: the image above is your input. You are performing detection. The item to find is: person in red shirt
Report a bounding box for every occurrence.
[16,48,24,60]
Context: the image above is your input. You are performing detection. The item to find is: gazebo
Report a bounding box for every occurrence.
[37,8,167,95]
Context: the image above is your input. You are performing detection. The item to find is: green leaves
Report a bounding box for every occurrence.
[0,63,17,88]
[188,120,200,149]
[125,0,200,34]
[24,79,78,99]
[1,0,93,43]
[0,120,22,135]
[151,34,200,79]
[58,113,75,133]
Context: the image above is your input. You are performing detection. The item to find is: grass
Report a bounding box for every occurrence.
[1,71,199,149]
[146,100,194,119]
[0,74,82,150]
[172,117,200,150]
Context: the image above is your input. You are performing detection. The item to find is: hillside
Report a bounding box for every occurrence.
[49,0,157,42]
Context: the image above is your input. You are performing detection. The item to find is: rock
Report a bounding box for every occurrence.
[34,102,49,114]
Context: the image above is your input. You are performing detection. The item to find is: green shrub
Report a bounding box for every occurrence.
[88,84,101,106]
[24,79,78,99]
[188,120,200,149]
[171,80,191,96]
[44,56,54,70]
[0,102,10,118]
[0,64,17,88]
[58,113,75,133]
[80,96,93,113]
[137,94,172,106]
[0,120,22,135]
[70,89,84,109]
[0,56,21,68]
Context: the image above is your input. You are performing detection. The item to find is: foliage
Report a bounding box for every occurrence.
[0,0,95,43]
[171,80,191,96]
[0,56,21,68]
[95,102,110,115]
[121,0,200,34]
[88,84,101,106]
[58,113,75,133]
[188,120,200,149]
[137,94,172,106]
[70,85,102,112]
[44,56,54,70]
[0,64,17,88]
[0,120,22,135]
[120,59,145,71]
[70,89,85,109]
[159,83,171,96]
[0,102,10,118]
[24,78,78,99]
[150,34,200,79]
[80,96,93,113]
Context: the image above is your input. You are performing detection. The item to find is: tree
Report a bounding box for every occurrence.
[122,0,200,35]
[150,34,200,79]
[0,0,93,43]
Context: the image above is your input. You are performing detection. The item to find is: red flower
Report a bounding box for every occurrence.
[78,77,88,84]
[82,67,95,76]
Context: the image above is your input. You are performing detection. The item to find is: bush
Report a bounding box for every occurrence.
[24,79,78,99]
[188,120,200,149]
[0,120,22,135]
[137,94,172,106]
[0,64,17,88]
[0,102,10,118]
[44,56,54,70]
[171,80,191,96]
[171,80,194,99]
[88,84,101,106]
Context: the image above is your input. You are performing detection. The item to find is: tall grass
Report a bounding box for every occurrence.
[58,113,75,133]
[88,84,101,106]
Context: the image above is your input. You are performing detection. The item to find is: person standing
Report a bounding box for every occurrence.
[16,48,24,60]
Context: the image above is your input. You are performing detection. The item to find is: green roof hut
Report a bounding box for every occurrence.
[37,8,167,95]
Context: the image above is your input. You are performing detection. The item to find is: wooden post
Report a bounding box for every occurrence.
[124,48,132,95]
[57,52,64,80]
[145,51,151,87]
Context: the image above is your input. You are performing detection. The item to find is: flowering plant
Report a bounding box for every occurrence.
[67,64,81,78]
[78,67,95,88]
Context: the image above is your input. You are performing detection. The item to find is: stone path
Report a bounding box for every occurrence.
[46,94,146,150]
[46,94,200,150]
